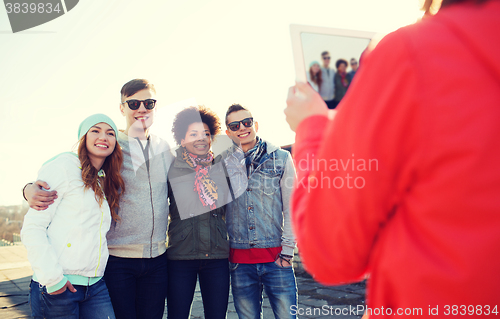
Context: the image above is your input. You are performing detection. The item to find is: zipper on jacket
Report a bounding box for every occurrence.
[94,209,104,276]
[147,174,154,257]
[94,179,105,276]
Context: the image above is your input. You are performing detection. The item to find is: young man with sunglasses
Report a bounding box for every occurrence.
[348,58,358,79]
[319,51,336,109]
[23,79,173,319]
[222,104,297,319]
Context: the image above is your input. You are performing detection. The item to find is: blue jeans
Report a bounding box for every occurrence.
[167,259,229,319]
[103,253,168,319]
[230,262,297,319]
[29,278,115,319]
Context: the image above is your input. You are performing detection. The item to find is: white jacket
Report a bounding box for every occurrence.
[21,153,111,289]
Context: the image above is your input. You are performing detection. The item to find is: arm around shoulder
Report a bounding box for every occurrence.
[23,180,58,211]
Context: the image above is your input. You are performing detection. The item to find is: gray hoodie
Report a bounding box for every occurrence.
[106,131,174,258]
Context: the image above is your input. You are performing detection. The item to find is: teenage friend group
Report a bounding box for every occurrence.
[22,78,296,319]
[307,53,358,110]
[20,0,500,318]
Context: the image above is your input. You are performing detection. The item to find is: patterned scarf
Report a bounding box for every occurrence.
[340,72,349,87]
[244,137,267,176]
[182,148,218,209]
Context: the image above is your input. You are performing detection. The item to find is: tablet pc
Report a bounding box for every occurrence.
[290,24,375,83]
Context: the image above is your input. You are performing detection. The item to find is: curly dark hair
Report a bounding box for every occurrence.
[335,59,348,70]
[172,105,221,145]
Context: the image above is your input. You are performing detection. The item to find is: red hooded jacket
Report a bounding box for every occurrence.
[292,1,500,317]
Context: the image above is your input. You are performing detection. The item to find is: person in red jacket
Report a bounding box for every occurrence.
[285,0,500,317]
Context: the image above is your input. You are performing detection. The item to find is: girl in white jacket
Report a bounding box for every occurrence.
[21,113,125,319]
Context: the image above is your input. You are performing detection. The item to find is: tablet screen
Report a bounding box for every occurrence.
[290,24,375,84]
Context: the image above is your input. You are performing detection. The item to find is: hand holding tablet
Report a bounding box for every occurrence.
[286,24,375,128]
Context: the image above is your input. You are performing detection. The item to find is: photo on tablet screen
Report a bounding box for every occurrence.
[290,24,375,86]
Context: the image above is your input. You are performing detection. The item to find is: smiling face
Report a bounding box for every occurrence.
[322,54,331,68]
[311,63,320,75]
[225,110,258,152]
[120,88,156,138]
[85,122,116,168]
[338,62,347,73]
[181,122,212,156]
[350,59,358,71]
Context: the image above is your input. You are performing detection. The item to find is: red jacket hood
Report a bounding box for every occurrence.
[433,1,500,82]
[361,1,500,81]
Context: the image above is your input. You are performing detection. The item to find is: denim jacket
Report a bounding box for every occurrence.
[222,139,296,256]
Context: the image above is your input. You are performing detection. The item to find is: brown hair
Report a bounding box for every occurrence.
[225,104,252,125]
[120,79,156,101]
[335,59,348,70]
[172,105,221,145]
[309,65,323,91]
[78,135,125,221]
[422,0,488,14]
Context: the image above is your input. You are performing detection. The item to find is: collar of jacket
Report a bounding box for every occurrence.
[227,137,279,155]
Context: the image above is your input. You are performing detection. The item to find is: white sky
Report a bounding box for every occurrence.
[0,0,423,206]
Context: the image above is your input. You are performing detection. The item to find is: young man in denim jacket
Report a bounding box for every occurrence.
[222,104,297,319]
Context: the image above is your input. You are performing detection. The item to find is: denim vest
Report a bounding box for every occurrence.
[222,140,296,256]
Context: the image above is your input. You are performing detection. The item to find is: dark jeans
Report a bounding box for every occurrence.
[325,99,338,109]
[29,279,115,319]
[325,100,340,110]
[104,253,168,319]
[167,259,229,319]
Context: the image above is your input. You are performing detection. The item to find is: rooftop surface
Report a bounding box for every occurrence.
[0,245,365,318]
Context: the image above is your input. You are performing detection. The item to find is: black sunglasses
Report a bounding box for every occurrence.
[122,99,157,110]
[323,57,331,60]
[227,117,254,132]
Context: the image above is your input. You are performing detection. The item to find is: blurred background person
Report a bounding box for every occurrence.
[307,61,322,92]
[348,58,358,79]
[285,0,500,317]
[332,58,351,109]
[319,51,336,109]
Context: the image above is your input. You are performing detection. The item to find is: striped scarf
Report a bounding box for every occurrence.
[182,148,218,209]
[244,137,267,176]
